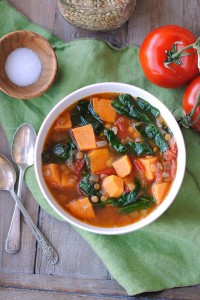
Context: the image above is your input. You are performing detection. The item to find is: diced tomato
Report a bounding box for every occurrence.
[168,137,177,157]
[164,150,176,161]
[162,161,171,174]
[114,116,130,139]
[171,159,177,179]
[155,163,163,183]
[162,161,172,181]
[95,167,116,175]
[72,159,86,176]
[133,159,145,173]
[124,185,130,193]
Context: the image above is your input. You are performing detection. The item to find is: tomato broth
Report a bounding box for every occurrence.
[42,93,177,227]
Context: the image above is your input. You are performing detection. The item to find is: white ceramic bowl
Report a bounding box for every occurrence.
[35,82,186,235]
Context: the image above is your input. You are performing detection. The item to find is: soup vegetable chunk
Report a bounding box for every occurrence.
[42,93,177,228]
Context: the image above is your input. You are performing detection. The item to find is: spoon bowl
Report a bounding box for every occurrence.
[0,153,58,264]
[0,154,16,191]
[12,123,36,168]
[5,123,36,254]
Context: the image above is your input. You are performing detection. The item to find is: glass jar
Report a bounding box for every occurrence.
[57,0,136,31]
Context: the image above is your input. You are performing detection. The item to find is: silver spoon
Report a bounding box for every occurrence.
[5,123,36,254]
[0,153,59,264]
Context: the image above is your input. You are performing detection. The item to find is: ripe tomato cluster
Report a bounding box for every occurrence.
[139,25,200,132]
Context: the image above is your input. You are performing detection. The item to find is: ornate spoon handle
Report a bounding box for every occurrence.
[5,167,24,253]
[10,189,59,264]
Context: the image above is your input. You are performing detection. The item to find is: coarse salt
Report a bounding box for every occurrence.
[5,47,42,87]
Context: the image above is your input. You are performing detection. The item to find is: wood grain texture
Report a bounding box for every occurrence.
[2,0,200,299]
[7,0,57,32]
[128,0,200,46]
[1,272,200,300]
[0,288,133,300]
[0,273,125,296]
[35,209,109,279]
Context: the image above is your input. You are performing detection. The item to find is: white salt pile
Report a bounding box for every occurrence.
[5,47,42,87]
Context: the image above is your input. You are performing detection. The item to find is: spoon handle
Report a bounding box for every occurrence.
[10,189,59,265]
[5,168,24,254]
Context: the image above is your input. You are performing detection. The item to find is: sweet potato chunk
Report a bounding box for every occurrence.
[61,173,77,188]
[135,156,158,180]
[112,155,132,178]
[54,111,72,131]
[102,175,124,198]
[42,164,61,187]
[92,98,117,122]
[124,175,136,191]
[152,182,171,204]
[67,197,95,220]
[72,124,96,151]
[88,148,110,173]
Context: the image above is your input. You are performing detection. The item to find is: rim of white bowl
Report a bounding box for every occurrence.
[35,82,186,235]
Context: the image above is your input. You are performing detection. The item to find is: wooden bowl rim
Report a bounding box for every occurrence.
[0,30,58,99]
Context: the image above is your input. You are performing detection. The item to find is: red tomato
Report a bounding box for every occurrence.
[182,76,200,132]
[73,159,86,176]
[170,159,177,179]
[95,167,116,175]
[139,25,199,88]
[114,116,129,139]
[133,159,145,173]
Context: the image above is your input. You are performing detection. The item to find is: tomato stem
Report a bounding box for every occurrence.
[164,37,200,69]
[179,92,200,128]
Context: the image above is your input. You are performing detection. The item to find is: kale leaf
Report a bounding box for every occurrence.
[119,197,155,214]
[104,129,127,154]
[127,141,154,156]
[79,174,100,197]
[136,97,160,117]
[41,138,76,164]
[111,94,152,123]
[136,123,169,153]
[70,100,103,135]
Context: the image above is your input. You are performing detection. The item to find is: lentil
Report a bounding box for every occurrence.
[165,133,172,141]
[91,196,99,203]
[57,0,136,31]
[111,126,118,135]
[104,123,111,129]
[76,151,84,160]
[94,183,101,190]
[89,174,99,182]
[101,195,108,202]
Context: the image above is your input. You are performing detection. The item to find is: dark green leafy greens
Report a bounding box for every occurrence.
[104,129,127,153]
[70,100,103,135]
[79,174,100,198]
[42,138,76,164]
[84,154,90,169]
[95,179,155,214]
[119,197,155,214]
[113,179,141,207]
[127,141,154,156]
[135,97,160,117]
[136,123,169,153]
[111,94,152,123]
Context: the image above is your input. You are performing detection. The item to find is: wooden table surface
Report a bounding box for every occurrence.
[0,1,200,299]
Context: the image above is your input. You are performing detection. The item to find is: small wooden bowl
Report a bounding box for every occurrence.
[0,30,57,99]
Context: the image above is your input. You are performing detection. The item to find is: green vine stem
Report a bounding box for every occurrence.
[178,92,200,129]
[164,37,200,69]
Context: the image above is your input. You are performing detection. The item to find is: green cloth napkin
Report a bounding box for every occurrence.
[0,1,200,295]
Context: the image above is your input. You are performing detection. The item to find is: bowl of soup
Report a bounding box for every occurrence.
[35,82,186,235]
